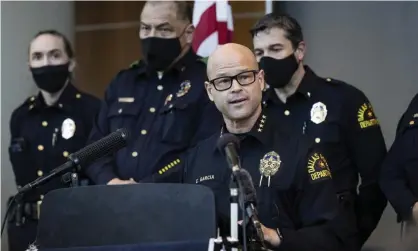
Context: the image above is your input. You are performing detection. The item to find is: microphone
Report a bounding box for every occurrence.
[216,133,241,172]
[234,169,265,245]
[217,133,265,246]
[18,128,130,194]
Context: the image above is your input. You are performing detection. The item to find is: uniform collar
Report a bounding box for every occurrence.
[28,83,81,113]
[136,49,199,77]
[214,109,272,152]
[263,65,319,105]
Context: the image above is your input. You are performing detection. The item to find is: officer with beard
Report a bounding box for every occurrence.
[85,1,222,185]
[251,13,387,250]
[7,30,100,251]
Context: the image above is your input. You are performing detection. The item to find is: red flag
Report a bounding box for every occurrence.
[192,0,234,57]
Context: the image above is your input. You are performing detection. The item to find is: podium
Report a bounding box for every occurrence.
[35,184,217,251]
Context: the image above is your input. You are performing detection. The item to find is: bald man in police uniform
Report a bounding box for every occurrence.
[7,30,100,251]
[182,43,356,250]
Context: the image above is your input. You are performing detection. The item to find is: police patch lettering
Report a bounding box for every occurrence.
[357,103,379,129]
[307,152,332,183]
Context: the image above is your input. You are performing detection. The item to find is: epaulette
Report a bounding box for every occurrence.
[197,57,208,65]
[400,113,418,134]
[129,59,141,68]
[323,77,344,85]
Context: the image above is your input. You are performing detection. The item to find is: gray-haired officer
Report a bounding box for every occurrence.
[7,30,101,251]
[182,43,356,250]
[85,1,222,185]
[251,13,387,249]
[380,94,418,237]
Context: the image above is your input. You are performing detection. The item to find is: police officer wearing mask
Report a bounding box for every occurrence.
[380,94,418,236]
[182,43,354,250]
[85,1,221,185]
[251,13,387,249]
[7,30,100,251]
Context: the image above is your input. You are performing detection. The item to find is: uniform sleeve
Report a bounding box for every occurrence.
[380,117,418,221]
[277,151,343,251]
[342,87,387,243]
[8,108,23,184]
[83,80,119,184]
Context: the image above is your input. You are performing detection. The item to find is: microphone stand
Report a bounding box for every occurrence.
[228,174,240,251]
[1,155,81,236]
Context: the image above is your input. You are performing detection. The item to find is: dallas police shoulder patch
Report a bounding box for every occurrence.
[307,152,332,183]
[357,102,379,129]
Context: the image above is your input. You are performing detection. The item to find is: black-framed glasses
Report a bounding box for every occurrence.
[209,70,259,91]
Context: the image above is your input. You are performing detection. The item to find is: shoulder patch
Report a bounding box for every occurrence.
[357,102,379,129]
[198,57,208,65]
[129,59,141,68]
[307,152,332,183]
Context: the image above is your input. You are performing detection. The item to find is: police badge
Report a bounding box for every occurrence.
[259,151,281,187]
[61,118,76,140]
[310,102,327,124]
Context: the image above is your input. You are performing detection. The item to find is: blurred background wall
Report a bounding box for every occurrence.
[2,1,418,251]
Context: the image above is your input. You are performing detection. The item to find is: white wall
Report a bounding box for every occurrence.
[1,2,74,250]
[282,1,418,250]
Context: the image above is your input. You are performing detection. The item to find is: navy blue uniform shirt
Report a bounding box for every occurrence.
[182,109,352,251]
[8,83,101,202]
[380,93,418,222]
[263,66,387,244]
[85,50,222,184]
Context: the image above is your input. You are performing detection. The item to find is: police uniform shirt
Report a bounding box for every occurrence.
[380,93,418,222]
[9,83,101,202]
[183,109,349,251]
[263,66,387,242]
[85,50,222,184]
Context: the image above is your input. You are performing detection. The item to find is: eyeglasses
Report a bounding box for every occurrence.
[209,70,259,91]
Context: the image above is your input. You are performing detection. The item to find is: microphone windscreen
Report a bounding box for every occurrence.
[217,133,240,153]
[71,128,129,166]
[235,169,257,205]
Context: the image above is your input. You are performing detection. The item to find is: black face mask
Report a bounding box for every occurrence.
[259,54,299,89]
[30,63,70,93]
[141,37,182,72]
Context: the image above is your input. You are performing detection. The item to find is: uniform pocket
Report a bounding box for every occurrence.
[107,103,141,132]
[159,100,197,145]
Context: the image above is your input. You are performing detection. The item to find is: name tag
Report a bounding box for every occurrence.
[118,97,135,103]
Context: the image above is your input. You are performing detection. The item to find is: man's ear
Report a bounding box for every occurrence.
[185,24,195,44]
[205,81,214,101]
[295,41,306,62]
[258,70,266,91]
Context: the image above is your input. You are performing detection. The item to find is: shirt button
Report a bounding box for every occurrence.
[42,121,48,127]
[315,138,321,143]
[63,151,69,157]
[38,145,44,151]
[326,78,331,82]
[30,96,35,101]
[132,151,138,157]
[141,130,147,135]
[59,103,63,108]
[76,93,81,99]
[410,120,415,125]
[157,85,163,91]
[118,108,123,114]
[37,170,43,177]
[40,195,44,200]
[307,92,311,97]
[149,107,156,113]
[284,110,290,116]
